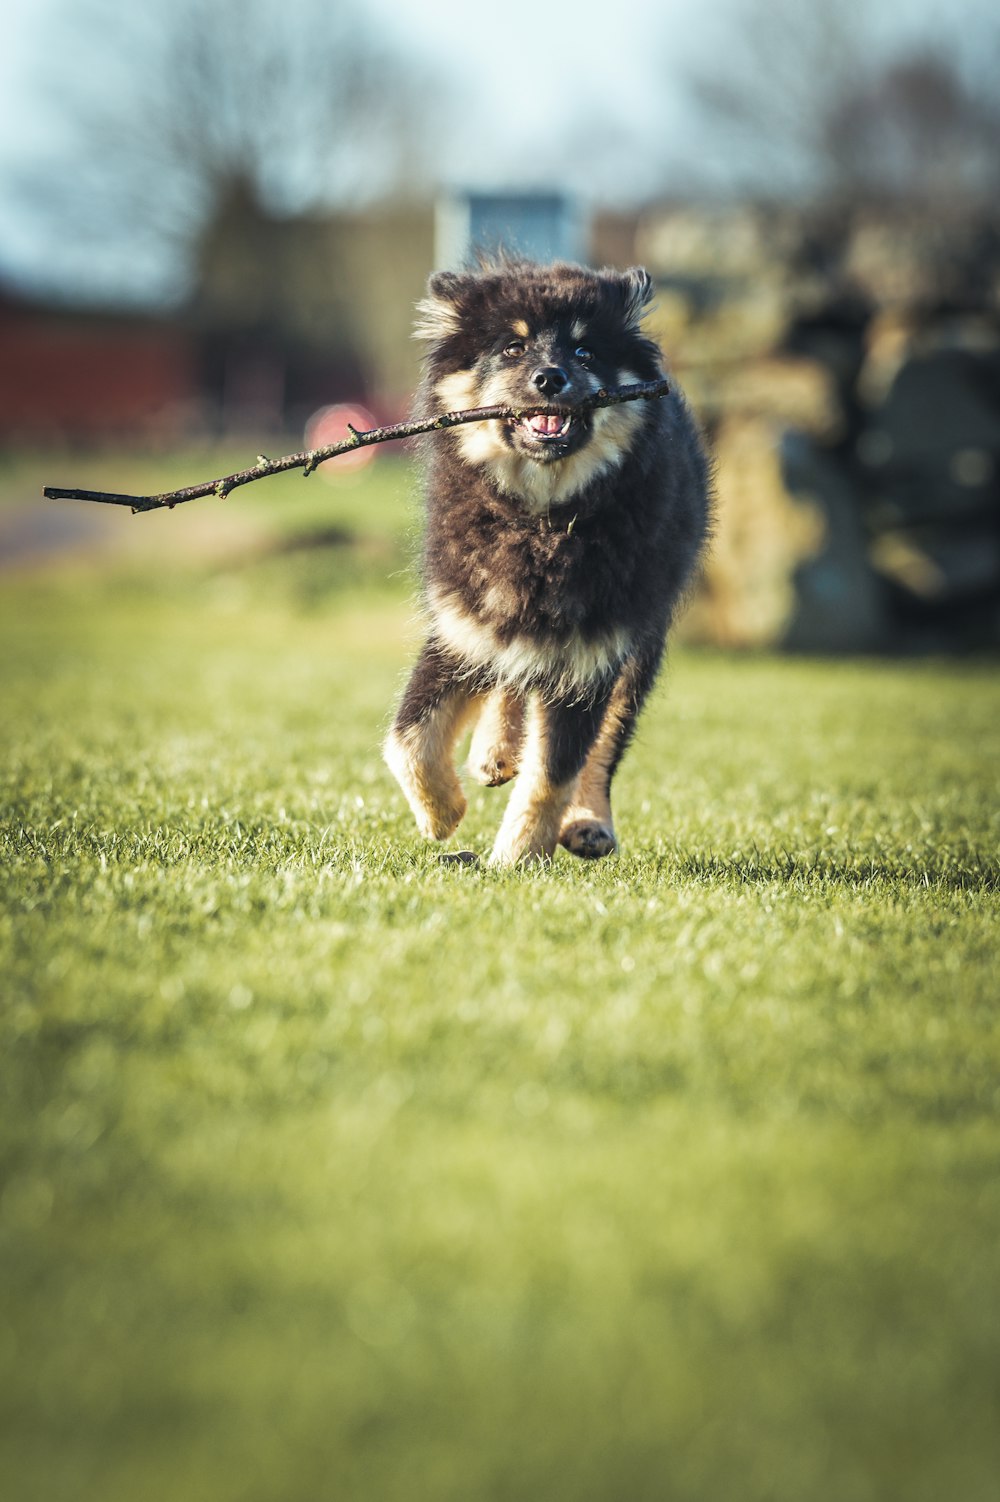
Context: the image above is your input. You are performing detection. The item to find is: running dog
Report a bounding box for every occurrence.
[385,258,711,866]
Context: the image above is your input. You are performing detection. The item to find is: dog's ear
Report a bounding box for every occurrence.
[619,267,654,328]
[598,265,654,329]
[413,271,470,341]
[428,270,468,301]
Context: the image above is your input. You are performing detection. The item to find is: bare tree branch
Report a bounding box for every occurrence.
[7,0,430,302]
[684,0,1000,202]
[42,380,671,513]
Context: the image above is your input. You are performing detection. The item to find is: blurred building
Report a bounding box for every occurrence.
[191,184,433,428]
[0,201,434,443]
[434,191,584,268]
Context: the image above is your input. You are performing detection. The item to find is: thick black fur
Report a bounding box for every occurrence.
[386,258,711,865]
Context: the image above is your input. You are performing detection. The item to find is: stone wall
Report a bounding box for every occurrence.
[610,203,1000,651]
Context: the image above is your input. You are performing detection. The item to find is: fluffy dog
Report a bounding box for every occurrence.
[384,258,711,866]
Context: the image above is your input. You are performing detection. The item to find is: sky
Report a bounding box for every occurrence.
[359,0,997,194]
[0,0,996,304]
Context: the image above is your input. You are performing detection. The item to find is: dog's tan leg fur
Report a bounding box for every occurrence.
[384,692,481,840]
[467,687,525,786]
[558,697,626,860]
[489,699,576,866]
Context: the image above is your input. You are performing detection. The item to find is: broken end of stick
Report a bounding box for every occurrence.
[43,484,141,507]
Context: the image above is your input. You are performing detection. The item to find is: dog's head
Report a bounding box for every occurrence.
[415,259,663,507]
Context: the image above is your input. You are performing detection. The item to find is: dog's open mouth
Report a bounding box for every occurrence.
[512,411,579,446]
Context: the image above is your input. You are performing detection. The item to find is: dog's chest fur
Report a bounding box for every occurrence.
[425,451,655,641]
[424,396,704,629]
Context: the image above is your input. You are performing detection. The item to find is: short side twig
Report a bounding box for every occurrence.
[42,378,671,514]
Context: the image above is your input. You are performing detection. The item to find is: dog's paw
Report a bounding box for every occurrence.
[487,824,558,868]
[487,843,555,869]
[468,689,523,787]
[413,789,467,842]
[467,748,518,787]
[559,819,618,860]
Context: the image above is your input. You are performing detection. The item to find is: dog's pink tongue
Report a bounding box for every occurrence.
[529,413,562,434]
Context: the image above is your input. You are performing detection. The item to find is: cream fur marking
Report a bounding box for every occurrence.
[481,579,519,617]
[433,371,644,513]
[486,402,643,512]
[413,297,462,342]
[428,587,633,699]
[467,687,524,786]
[488,699,576,866]
[434,371,507,468]
[383,691,481,840]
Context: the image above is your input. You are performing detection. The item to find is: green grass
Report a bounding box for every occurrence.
[1,453,999,1501]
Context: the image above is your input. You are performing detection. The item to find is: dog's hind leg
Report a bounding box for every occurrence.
[489,688,613,866]
[467,686,525,786]
[559,646,663,860]
[384,639,482,841]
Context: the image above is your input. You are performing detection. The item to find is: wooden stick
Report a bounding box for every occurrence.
[42,379,671,514]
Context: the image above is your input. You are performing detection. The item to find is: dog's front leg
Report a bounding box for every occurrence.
[384,639,482,841]
[489,688,613,867]
[559,643,664,860]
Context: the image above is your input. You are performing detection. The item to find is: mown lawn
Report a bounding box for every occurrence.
[1,451,998,1501]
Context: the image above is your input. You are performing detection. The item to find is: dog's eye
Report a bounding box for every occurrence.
[574,345,594,364]
[503,339,526,359]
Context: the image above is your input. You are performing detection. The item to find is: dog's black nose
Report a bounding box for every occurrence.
[531,366,569,396]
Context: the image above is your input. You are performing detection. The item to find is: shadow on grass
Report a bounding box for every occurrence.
[10,815,998,896]
[672,847,999,895]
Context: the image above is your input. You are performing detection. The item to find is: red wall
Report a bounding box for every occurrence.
[0,305,197,438]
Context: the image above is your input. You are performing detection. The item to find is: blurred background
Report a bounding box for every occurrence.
[2,0,999,652]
